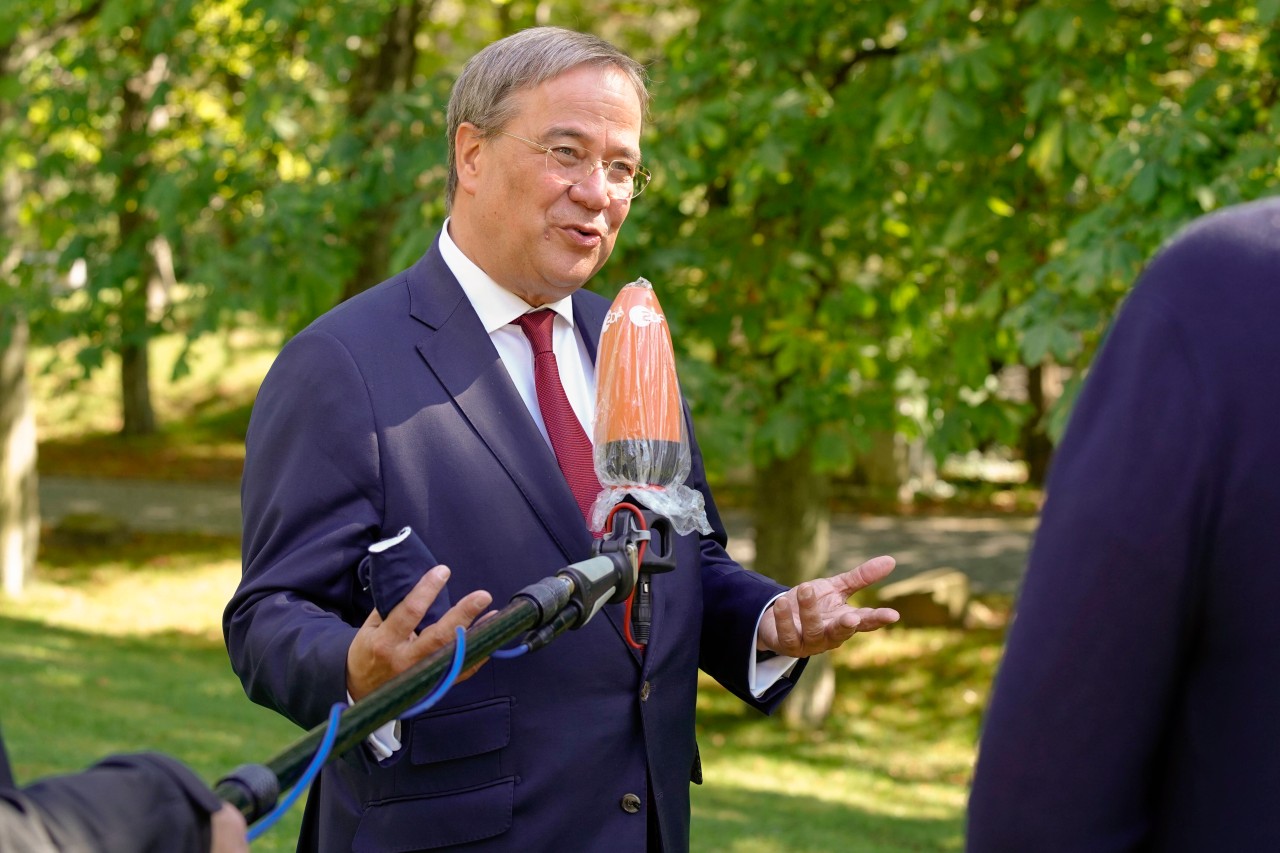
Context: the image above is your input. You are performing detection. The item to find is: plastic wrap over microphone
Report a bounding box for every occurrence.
[593,278,686,488]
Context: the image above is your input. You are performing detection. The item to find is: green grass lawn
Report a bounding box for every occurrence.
[0,533,306,852]
[690,620,1002,852]
[1,528,1006,851]
[33,330,274,482]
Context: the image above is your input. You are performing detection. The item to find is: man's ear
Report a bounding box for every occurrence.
[454,122,486,196]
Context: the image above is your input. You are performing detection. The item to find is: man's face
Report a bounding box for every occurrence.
[452,64,644,306]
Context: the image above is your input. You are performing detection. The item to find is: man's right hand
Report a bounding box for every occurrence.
[345,566,493,702]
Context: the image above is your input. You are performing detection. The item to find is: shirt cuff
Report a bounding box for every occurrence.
[348,691,403,760]
[748,592,799,698]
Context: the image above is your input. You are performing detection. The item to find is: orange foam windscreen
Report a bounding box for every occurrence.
[594,279,684,486]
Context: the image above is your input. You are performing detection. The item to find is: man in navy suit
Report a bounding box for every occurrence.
[225,27,898,852]
[967,198,1280,850]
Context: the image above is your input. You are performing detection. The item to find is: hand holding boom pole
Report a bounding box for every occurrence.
[215,521,647,826]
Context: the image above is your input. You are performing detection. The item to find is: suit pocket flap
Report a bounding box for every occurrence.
[409,697,512,765]
[354,777,514,852]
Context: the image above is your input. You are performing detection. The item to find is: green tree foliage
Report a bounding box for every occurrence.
[620,0,1280,482]
[7,3,1277,568]
[8,0,264,431]
[610,0,1278,722]
[197,0,455,329]
[197,0,678,332]
[4,0,677,429]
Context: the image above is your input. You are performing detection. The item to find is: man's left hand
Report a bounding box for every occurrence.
[757,555,900,657]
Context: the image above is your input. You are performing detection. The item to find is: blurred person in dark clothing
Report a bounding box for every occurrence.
[1,724,247,852]
[969,197,1280,851]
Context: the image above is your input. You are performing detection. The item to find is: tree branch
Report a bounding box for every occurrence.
[831,44,900,92]
[2,0,106,72]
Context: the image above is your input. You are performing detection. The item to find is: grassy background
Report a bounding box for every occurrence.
[32,329,276,481]
[689,616,1002,852]
[5,332,1010,850]
[1,536,1004,851]
[0,532,306,852]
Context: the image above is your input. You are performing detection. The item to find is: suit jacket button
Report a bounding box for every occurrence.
[620,793,642,814]
[640,681,651,702]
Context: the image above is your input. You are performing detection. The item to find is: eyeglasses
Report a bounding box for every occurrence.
[492,130,651,200]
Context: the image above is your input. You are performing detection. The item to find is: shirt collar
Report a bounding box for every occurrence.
[439,218,576,334]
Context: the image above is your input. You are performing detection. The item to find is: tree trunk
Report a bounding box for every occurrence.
[339,0,430,303]
[1021,363,1054,486]
[751,446,835,727]
[855,427,908,505]
[1,91,38,596]
[114,46,161,436]
[120,330,156,435]
[1,313,39,598]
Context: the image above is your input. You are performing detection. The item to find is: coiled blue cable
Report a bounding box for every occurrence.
[246,700,344,842]
[246,625,470,841]
[403,625,468,718]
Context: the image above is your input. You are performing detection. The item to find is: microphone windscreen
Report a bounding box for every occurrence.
[593,278,685,486]
[591,278,709,536]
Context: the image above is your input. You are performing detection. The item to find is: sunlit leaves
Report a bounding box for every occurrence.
[924,89,980,154]
[874,85,921,147]
[8,0,1280,462]
[1027,118,1063,180]
[617,0,1280,487]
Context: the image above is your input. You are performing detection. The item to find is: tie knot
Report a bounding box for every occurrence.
[513,310,556,355]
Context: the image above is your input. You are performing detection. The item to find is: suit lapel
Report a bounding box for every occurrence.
[407,243,593,566]
[406,245,638,661]
[573,293,604,365]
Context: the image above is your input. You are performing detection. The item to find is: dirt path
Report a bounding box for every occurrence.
[39,476,1035,594]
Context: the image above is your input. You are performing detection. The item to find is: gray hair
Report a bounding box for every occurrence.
[445,27,650,211]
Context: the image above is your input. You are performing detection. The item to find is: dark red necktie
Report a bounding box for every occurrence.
[513,310,603,527]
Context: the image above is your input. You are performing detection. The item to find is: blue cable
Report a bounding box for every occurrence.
[245,627,469,842]
[491,644,529,659]
[247,701,345,842]
[403,625,468,718]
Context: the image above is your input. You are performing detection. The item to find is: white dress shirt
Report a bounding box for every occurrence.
[439,220,597,448]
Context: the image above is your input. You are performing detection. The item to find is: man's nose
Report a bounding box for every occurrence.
[569,163,613,209]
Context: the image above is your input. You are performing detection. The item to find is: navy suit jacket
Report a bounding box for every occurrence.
[225,238,802,852]
[968,198,1280,850]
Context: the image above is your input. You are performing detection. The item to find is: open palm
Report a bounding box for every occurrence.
[756,555,900,657]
